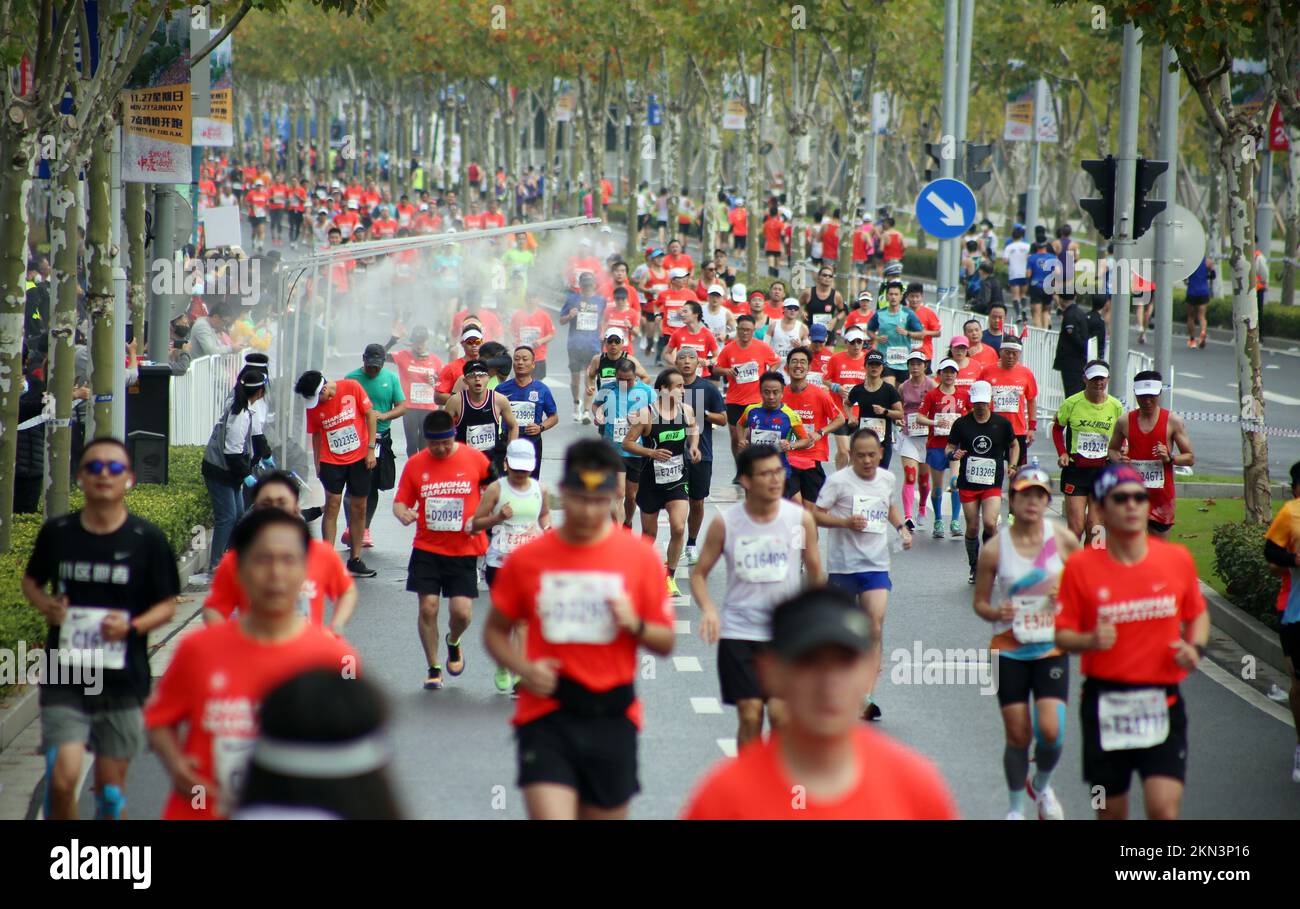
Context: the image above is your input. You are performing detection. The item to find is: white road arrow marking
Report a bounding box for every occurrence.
[926,191,966,227]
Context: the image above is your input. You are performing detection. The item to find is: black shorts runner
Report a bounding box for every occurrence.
[617,455,643,484]
[515,710,640,808]
[996,653,1069,708]
[687,459,713,501]
[725,403,748,425]
[406,550,478,599]
[636,477,689,513]
[718,638,768,704]
[784,462,826,502]
[319,458,372,498]
[637,213,651,231]
[1014,434,1029,469]
[1060,464,1102,497]
[1029,286,1051,306]
[1080,679,1188,796]
[1185,294,1209,307]
[733,234,747,250]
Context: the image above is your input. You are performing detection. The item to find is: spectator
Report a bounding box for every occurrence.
[168,314,193,375]
[1086,295,1108,360]
[191,303,234,357]
[969,261,1003,314]
[15,353,47,514]
[1053,291,1089,397]
[200,368,268,566]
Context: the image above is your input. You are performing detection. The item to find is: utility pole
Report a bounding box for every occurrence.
[1153,44,1179,410]
[937,0,959,304]
[951,0,975,298]
[111,125,127,440]
[149,188,177,363]
[1024,78,1045,244]
[1108,22,1142,403]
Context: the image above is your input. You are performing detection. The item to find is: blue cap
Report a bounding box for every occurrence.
[809,324,829,342]
[1092,463,1145,500]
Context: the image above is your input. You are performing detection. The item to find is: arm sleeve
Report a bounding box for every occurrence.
[1264,539,1294,569]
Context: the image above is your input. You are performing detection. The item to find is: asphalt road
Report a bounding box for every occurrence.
[96,354,1299,821]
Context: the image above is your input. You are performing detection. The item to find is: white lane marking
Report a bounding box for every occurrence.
[1199,658,1295,729]
[674,619,691,634]
[691,696,724,715]
[1176,388,1234,404]
[673,655,703,672]
[1263,390,1300,407]
[1178,371,1203,379]
[716,738,738,757]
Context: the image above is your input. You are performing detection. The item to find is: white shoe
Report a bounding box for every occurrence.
[1005,809,1026,820]
[1035,785,1064,820]
[581,410,593,425]
[685,545,699,565]
[572,411,582,423]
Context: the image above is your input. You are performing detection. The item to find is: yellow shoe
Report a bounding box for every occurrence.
[666,576,682,598]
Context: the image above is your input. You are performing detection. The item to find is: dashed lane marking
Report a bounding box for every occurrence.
[672,656,703,672]
[674,620,691,634]
[691,697,724,715]
[716,738,738,757]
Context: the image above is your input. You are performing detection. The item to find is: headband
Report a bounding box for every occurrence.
[251,734,392,778]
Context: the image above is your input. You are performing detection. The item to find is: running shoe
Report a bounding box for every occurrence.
[572,411,582,423]
[1035,785,1064,820]
[861,701,882,722]
[1187,337,1197,349]
[1198,330,1207,349]
[968,567,977,585]
[347,557,377,578]
[666,576,682,598]
[341,527,351,545]
[494,666,512,694]
[581,410,592,425]
[950,520,961,538]
[363,529,374,548]
[1138,331,1147,345]
[932,520,944,540]
[424,666,444,690]
[685,545,699,565]
[1005,809,1026,821]
[446,634,465,676]
[904,518,915,533]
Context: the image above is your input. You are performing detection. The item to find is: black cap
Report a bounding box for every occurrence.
[770,588,873,661]
[362,343,386,365]
[463,358,490,376]
[559,463,619,494]
[865,350,885,365]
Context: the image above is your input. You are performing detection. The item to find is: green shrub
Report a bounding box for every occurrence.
[1211,520,1282,630]
[0,446,213,701]
[1170,290,1300,341]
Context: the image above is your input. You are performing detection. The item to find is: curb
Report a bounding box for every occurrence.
[1199,580,1287,675]
[1177,482,1291,501]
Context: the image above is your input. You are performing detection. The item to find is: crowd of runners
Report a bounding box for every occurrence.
[18,172,1300,822]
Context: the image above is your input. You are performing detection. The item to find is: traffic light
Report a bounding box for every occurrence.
[1080,155,1117,239]
[965,143,993,192]
[924,142,943,182]
[1132,157,1168,239]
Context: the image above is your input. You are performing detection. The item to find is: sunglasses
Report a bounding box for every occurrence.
[818,273,833,279]
[1107,491,1150,506]
[82,459,128,476]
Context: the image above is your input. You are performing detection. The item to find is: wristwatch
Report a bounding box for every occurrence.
[1193,643,1206,658]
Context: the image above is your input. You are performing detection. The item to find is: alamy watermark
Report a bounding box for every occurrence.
[151,253,262,302]
[0,641,105,695]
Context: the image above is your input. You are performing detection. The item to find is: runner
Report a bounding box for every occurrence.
[764,298,810,364]
[345,343,407,549]
[623,368,702,598]
[738,372,813,501]
[293,370,379,578]
[203,472,357,634]
[682,586,958,819]
[1002,226,1031,323]
[915,358,970,539]
[846,350,903,470]
[1054,464,1209,820]
[676,348,727,564]
[444,358,520,475]
[866,280,923,385]
[145,509,356,820]
[601,285,641,349]
[691,444,823,746]
[656,267,700,360]
[509,293,557,382]
[639,248,669,356]
[879,217,906,269]
[393,410,493,691]
[1053,361,1124,541]
[763,204,785,277]
[21,437,180,820]
[979,335,1038,487]
[782,346,847,511]
[947,380,1020,584]
[389,326,444,458]
[1107,371,1195,539]
[1263,460,1300,783]
[558,271,607,423]
[905,282,943,365]
[586,328,650,409]
[963,319,998,369]
[946,334,983,393]
[896,351,937,532]
[851,215,875,297]
[973,466,1080,819]
[814,427,913,722]
[805,323,835,386]
[827,326,870,469]
[483,439,675,820]
[700,283,737,346]
[663,300,721,377]
[1184,256,1214,349]
[593,357,655,526]
[843,290,875,336]
[713,314,780,481]
[496,346,559,480]
[801,265,846,341]
[435,326,486,406]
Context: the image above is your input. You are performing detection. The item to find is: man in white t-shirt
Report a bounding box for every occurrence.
[814,427,912,722]
[1002,225,1031,323]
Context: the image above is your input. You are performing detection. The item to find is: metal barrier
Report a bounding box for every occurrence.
[168,351,245,445]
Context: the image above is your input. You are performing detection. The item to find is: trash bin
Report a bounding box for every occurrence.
[127,364,173,484]
[128,430,167,485]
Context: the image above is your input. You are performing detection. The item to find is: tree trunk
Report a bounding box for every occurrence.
[703,118,721,254]
[626,90,646,258]
[1206,122,1224,297]
[838,101,868,278]
[0,133,34,552]
[46,164,80,519]
[86,134,115,438]
[125,183,146,346]
[544,82,559,219]
[388,98,400,200]
[503,87,518,184]
[1282,127,1299,308]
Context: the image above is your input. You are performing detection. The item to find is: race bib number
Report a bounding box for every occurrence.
[520,326,541,348]
[733,536,791,583]
[859,417,887,439]
[498,523,541,554]
[213,735,255,814]
[537,572,623,644]
[733,361,759,384]
[812,313,832,327]
[576,310,599,332]
[992,385,1020,414]
[885,346,908,369]
[58,607,128,670]
[1098,688,1170,751]
[466,422,497,451]
[653,454,684,485]
[1131,459,1165,489]
[424,497,465,532]
[666,307,686,328]
[851,496,889,534]
[325,424,361,456]
[1075,431,1109,459]
[253,205,266,217]
[807,372,824,386]
[906,412,929,437]
[965,456,997,485]
[510,401,536,425]
[409,383,436,405]
[272,193,285,204]
[612,418,629,443]
[1011,595,1055,644]
[750,428,781,447]
[934,412,958,436]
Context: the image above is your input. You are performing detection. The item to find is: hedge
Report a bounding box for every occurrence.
[1211,520,1283,630]
[0,446,212,701]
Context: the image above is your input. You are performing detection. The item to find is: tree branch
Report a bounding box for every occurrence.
[192,0,251,68]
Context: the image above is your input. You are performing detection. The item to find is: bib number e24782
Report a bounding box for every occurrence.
[654,454,684,485]
[1097,688,1170,751]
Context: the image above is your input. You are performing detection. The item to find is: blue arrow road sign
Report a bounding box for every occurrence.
[914,177,977,240]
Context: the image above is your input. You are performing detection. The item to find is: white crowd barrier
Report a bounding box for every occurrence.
[168,351,246,445]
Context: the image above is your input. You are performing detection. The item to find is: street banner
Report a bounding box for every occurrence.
[872,91,891,134]
[1004,83,1033,142]
[1034,78,1058,144]
[555,92,576,123]
[123,12,191,183]
[1269,103,1291,152]
[722,98,746,131]
[193,33,233,147]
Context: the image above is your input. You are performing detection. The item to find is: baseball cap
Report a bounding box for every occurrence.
[460,327,484,341]
[856,290,873,304]
[1011,467,1053,494]
[648,248,665,259]
[1092,463,1145,500]
[1133,377,1163,397]
[783,297,801,309]
[949,335,969,348]
[362,343,386,366]
[906,349,927,362]
[577,271,596,284]
[708,283,726,296]
[865,349,885,365]
[605,328,626,342]
[968,380,993,404]
[770,588,873,661]
[731,283,748,302]
[809,324,829,342]
[462,358,490,376]
[668,267,689,279]
[937,358,959,372]
[1084,362,1110,381]
[845,327,867,342]
[505,438,537,473]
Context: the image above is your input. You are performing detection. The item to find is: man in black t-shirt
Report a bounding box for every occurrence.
[945,380,1019,584]
[677,348,727,566]
[22,437,180,820]
[847,350,903,469]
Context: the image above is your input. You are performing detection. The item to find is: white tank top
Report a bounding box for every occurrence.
[768,320,805,360]
[485,478,545,567]
[702,304,730,340]
[720,500,806,641]
[991,519,1063,655]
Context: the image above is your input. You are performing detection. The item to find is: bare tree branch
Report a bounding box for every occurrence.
[192,0,251,68]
